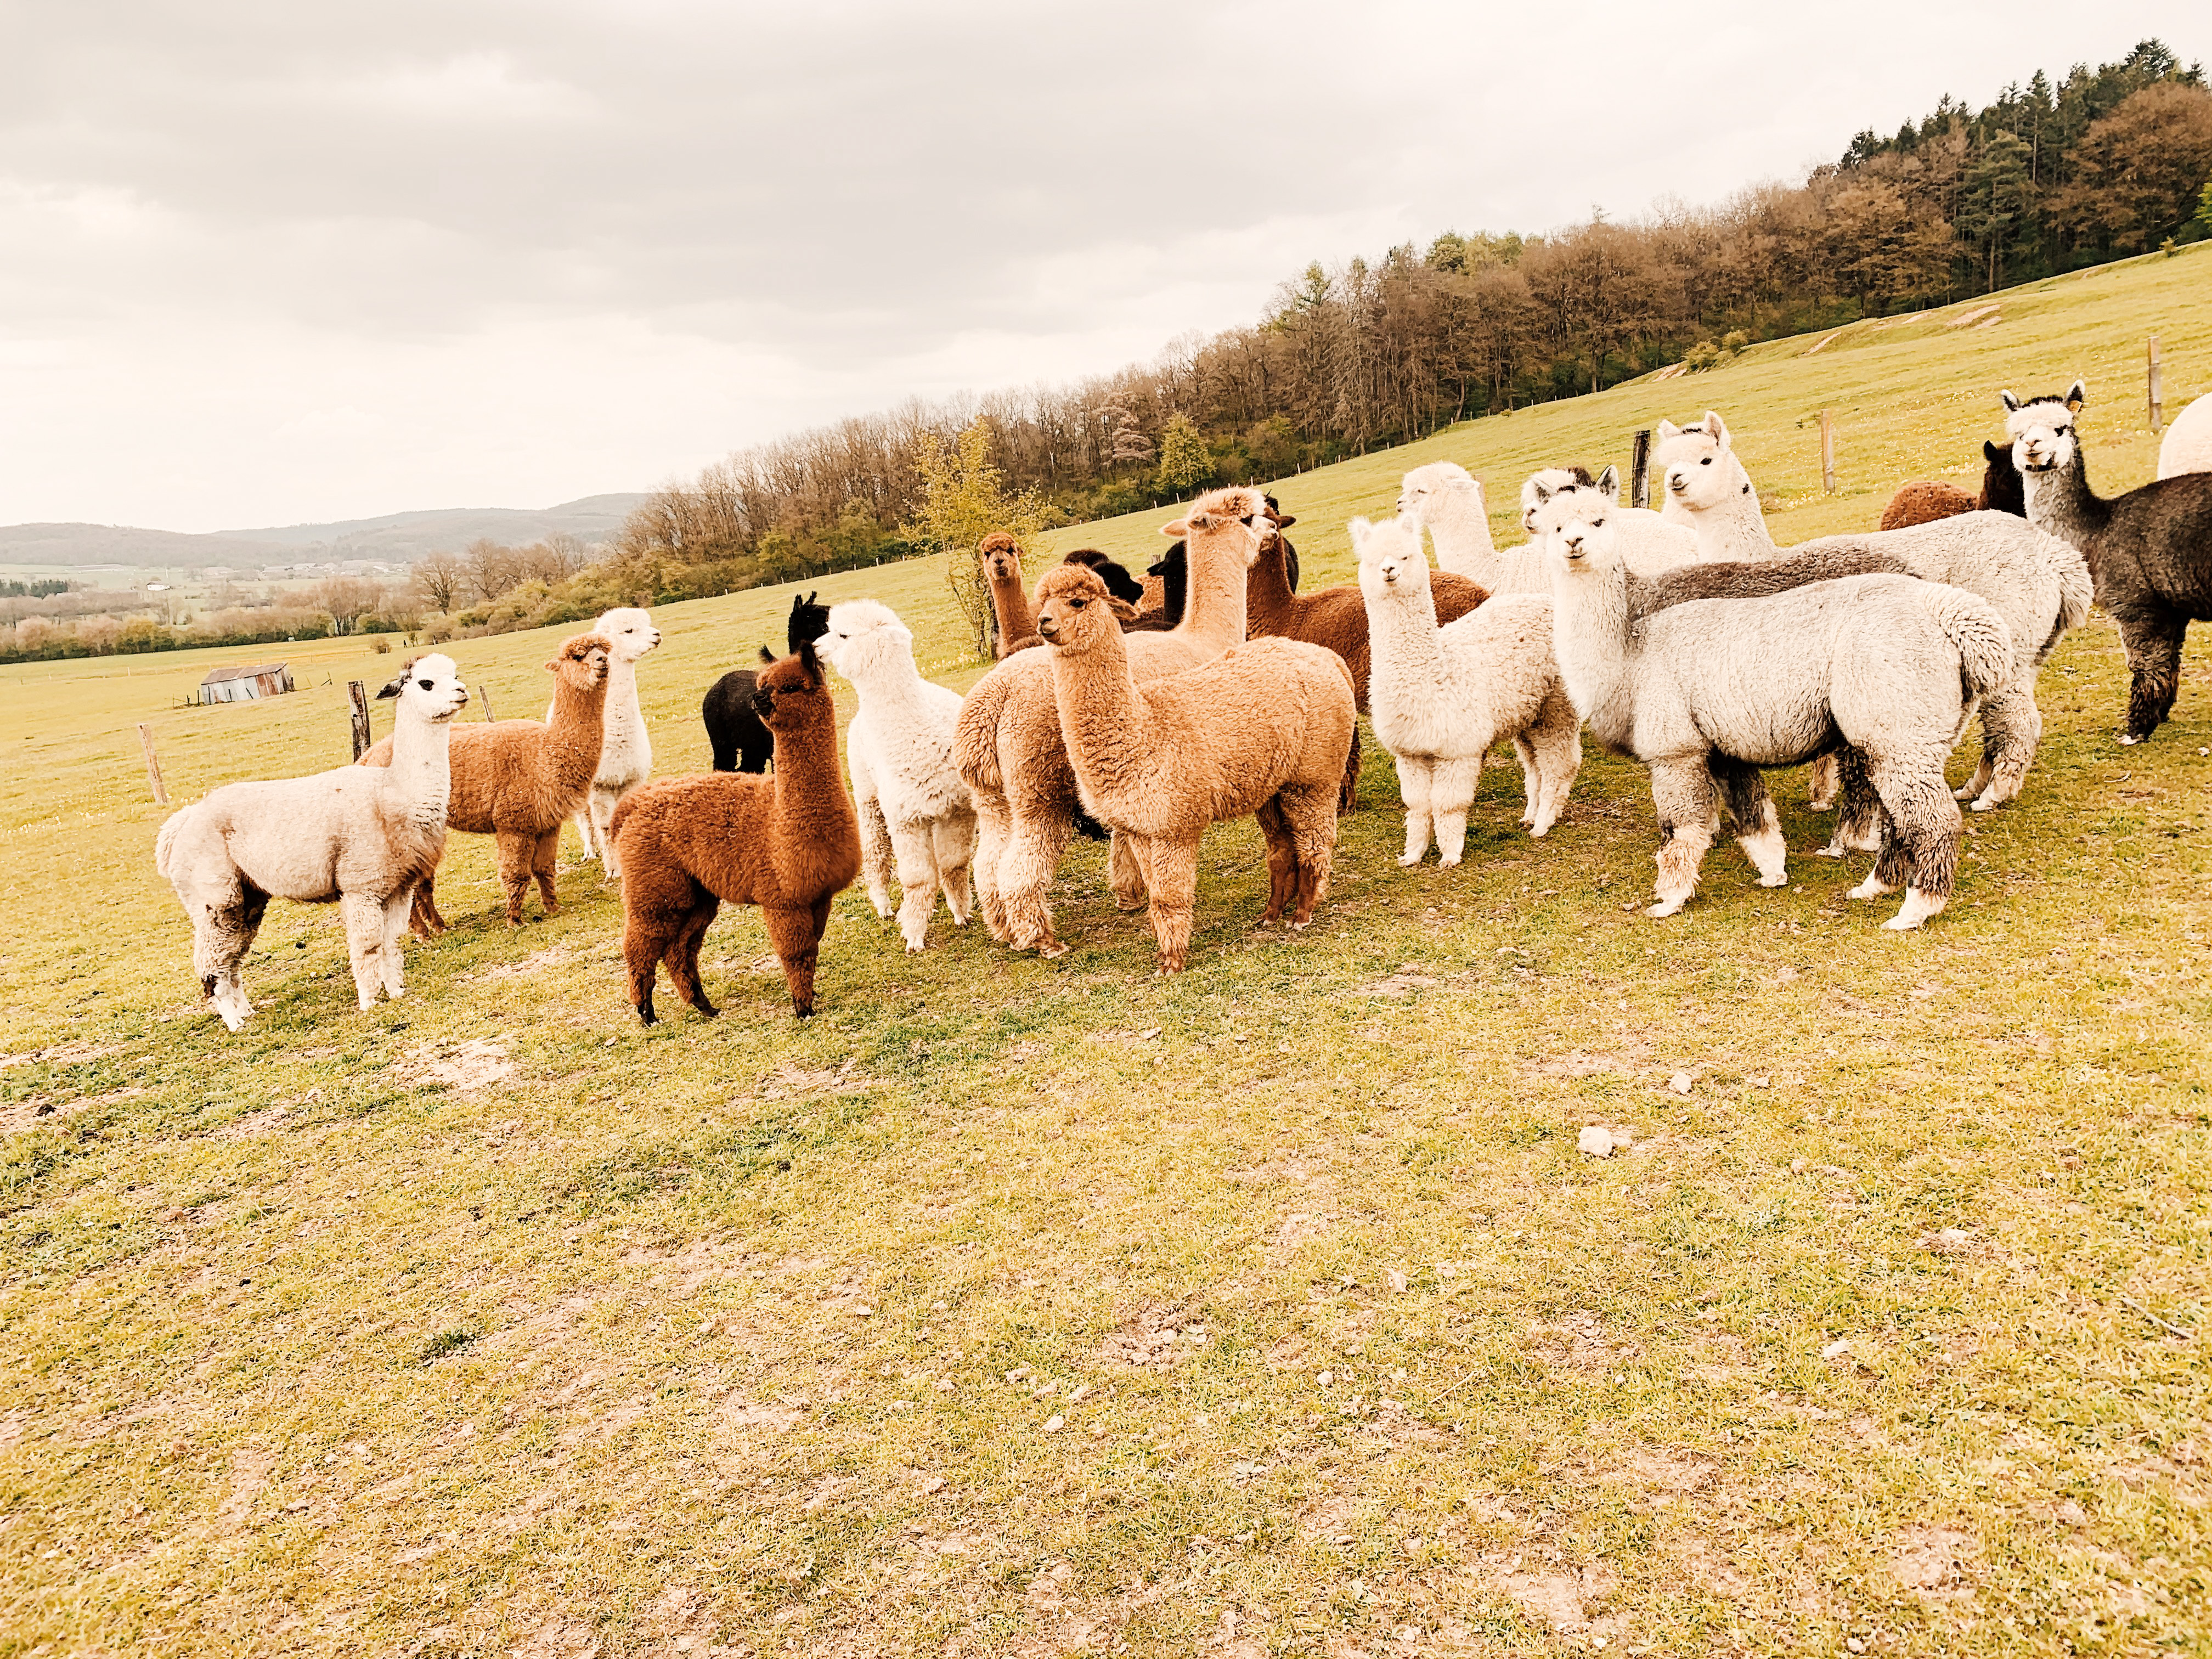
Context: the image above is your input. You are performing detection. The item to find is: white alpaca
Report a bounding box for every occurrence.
[1541,492,2012,931]
[2159,391,2212,479]
[816,600,977,951]
[1654,408,2091,812]
[155,655,470,1030]
[1519,467,1585,537]
[549,606,660,877]
[1355,515,1581,864]
[1526,465,1702,573]
[1401,461,1702,594]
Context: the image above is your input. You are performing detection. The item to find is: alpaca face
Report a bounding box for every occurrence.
[978,534,1023,585]
[1033,567,1115,652]
[818,599,912,681]
[1654,422,1736,513]
[379,652,470,722]
[751,646,830,731]
[1352,515,1430,603]
[1533,487,1618,568]
[2002,383,2086,476]
[1519,467,1587,535]
[549,635,611,691]
[594,607,661,662]
[1395,461,1476,523]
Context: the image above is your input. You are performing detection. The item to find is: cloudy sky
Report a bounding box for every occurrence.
[1,1,2202,532]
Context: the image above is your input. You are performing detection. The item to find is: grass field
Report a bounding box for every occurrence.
[3,247,2208,1658]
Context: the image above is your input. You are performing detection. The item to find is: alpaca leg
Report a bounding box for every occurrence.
[340,893,388,1012]
[1394,754,1434,867]
[1512,735,1539,828]
[379,889,413,998]
[1863,755,1962,929]
[1969,679,2041,808]
[2118,611,2187,743]
[1336,728,1362,816]
[1526,704,1582,837]
[1430,754,1481,868]
[856,794,897,919]
[1805,752,1841,811]
[571,806,596,865]
[492,832,535,925]
[889,819,943,952]
[933,810,976,927]
[1283,783,1340,926]
[1255,798,1297,924]
[969,789,1011,941]
[1142,837,1201,975]
[1108,830,1149,912]
[1709,758,1785,885]
[589,787,622,877]
[619,861,693,1025]
[409,868,447,938]
[763,902,825,1017]
[190,894,259,1032]
[1647,763,1719,918]
[532,828,562,916]
[1819,748,1889,856]
[998,809,1076,957]
[664,890,722,1015]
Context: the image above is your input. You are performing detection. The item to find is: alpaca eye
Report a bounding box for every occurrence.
[1700,457,1713,466]
[417,679,432,690]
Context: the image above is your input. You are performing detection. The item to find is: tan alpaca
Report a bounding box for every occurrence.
[979,532,1039,657]
[952,487,1268,958]
[1034,565,1355,975]
[361,633,611,930]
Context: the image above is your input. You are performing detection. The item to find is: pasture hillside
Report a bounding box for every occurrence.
[1,248,2207,1657]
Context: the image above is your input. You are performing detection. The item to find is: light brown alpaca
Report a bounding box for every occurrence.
[1035,565,1354,974]
[953,486,1269,958]
[980,532,1040,657]
[360,633,610,932]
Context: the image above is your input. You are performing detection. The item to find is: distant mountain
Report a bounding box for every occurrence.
[0,493,652,569]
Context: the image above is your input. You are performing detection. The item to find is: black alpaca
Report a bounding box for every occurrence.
[2006,381,2212,743]
[701,592,832,771]
[1978,440,2025,517]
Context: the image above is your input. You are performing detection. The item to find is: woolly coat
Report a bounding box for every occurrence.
[1880,481,1977,532]
[1245,527,1487,709]
[2158,392,2212,480]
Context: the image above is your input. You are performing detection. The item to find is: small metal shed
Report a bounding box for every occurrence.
[198,662,295,705]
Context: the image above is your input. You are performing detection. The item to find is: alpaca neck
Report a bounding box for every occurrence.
[851,650,926,707]
[1424,486,1503,584]
[1244,540,1297,636]
[1047,629,1148,785]
[1687,467,1776,560]
[989,570,1035,646]
[1368,579,1449,723]
[2023,451,2111,549]
[1547,557,1635,747]
[546,677,610,791]
[1172,529,1250,653]
[385,709,453,825]
[770,709,859,880]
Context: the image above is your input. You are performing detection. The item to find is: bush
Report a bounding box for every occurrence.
[371,637,392,654]
[1721,329,1751,354]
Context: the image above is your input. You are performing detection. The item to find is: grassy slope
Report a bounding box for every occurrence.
[2,248,2207,1658]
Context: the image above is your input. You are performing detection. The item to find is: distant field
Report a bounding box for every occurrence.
[2,248,2207,1658]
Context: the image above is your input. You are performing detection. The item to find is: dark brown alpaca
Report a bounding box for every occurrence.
[360,631,611,932]
[609,642,860,1022]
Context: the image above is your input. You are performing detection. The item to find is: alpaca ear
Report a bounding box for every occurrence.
[1596,465,1621,503]
[1104,596,1138,622]
[1161,518,1189,538]
[1348,517,1373,549]
[1703,412,1730,448]
[2064,379,2086,411]
[2000,390,2022,413]
[1530,480,1554,505]
[758,646,776,665]
[1655,418,1681,441]
[1984,439,2002,462]
[375,675,403,699]
[544,658,559,673]
[1272,512,1296,529]
[797,638,822,682]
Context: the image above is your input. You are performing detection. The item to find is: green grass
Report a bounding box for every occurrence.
[2,247,2208,1657]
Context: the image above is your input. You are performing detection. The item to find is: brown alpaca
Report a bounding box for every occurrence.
[980,532,1040,657]
[609,644,860,1022]
[359,632,610,932]
[953,486,1269,958]
[1878,479,1978,532]
[1034,565,1354,974]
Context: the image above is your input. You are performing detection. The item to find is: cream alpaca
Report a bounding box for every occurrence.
[817,599,977,950]
[1400,461,1701,592]
[1355,515,1581,861]
[1034,565,1355,974]
[156,655,470,1031]
[1543,490,2012,930]
[552,606,661,877]
[953,486,1267,957]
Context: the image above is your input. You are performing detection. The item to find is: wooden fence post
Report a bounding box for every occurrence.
[480,687,496,723]
[348,680,372,759]
[1629,428,1652,509]
[1819,409,1836,494]
[2148,335,2164,434]
[137,724,168,805]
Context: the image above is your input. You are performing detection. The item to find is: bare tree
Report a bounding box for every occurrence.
[412,549,466,613]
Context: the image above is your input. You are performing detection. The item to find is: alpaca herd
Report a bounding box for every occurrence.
[157,378,2210,1031]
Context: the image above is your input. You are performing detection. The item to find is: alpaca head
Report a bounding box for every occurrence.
[1033,566,1120,653]
[1532,484,1620,571]
[1653,412,1740,512]
[1519,466,1593,534]
[1981,438,2025,515]
[788,590,831,652]
[2001,381,2086,476]
[548,634,612,693]
[978,532,1024,586]
[817,599,913,682]
[1351,515,1431,605]
[1059,548,1146,607]
[1161,486,1269,567]
[1396,461,1479,524]
[375,652,470,723]
[592,606,661,663]
[749,639,832,732]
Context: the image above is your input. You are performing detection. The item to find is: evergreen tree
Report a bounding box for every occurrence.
[1155,415,1215,498]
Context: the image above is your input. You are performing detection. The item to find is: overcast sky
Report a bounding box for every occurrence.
[1,2,2202,532]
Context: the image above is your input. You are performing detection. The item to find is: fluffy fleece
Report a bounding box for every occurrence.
[610,643,861,1022]
[701,593,830,772]
[1034,565,1355,974]
[1402,461,1701,592]
[2007,380,2212,743]
[1656,408,2091,811]
[1543,490,2013,930]
[817,599,976,950]
[551,606,661,877]
[953,486,1267,957]
[1880,480,1978,532]
[1355,514,1580,861]
[361,633,610,931]
[156,655,470,1030]
[2158,391,2212,480]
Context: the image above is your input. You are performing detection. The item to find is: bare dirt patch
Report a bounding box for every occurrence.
[469,944,580,981]
[1492,1560,1621,1633]
[0,1040,119,1070]
[1891,1523,1977,1597]
[397,1036,516,1092]
[755,1058,876,1101]
[1099,1302,1203,1368]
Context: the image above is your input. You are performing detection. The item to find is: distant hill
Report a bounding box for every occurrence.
[0,493,652,569]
